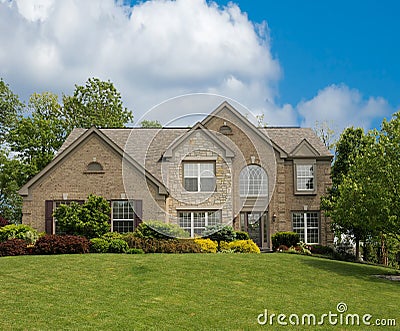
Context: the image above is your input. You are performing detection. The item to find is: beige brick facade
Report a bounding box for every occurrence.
[20,102,333,248]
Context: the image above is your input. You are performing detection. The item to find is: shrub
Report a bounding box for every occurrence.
[125,248,144,254]
[227,240,260,253]
[90,238,110,253]
[0,239,29,257]
[234,231,250,241]
[101,232,124,241]
[124,235,201,253]
[34,235,90,255]
[0,224,39,244]
[0,216,10,227]
[133,221,190,240]
[310,245,335,255]
[194,238,218,253]
[108,239,129,253]
[203,224,236,244]
[53,194,111,239]
[271,232,300,250]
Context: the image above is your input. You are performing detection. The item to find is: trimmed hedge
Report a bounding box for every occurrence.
[234,231,250,241]
[133,221,190,240]
[0,239,29,257]
[108,239,129,253]
[123,235,201,253]
[90,238,110,253]
[34,235,90,255]
[271,231,300,251]
[220,240,260,253]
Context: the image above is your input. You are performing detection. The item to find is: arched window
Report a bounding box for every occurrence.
[239,165,268,197]
[86,162,103,172]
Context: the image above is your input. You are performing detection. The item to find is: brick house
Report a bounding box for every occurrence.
[19,102,334,249]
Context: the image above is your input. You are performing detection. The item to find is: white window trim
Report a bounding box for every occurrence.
[292,211,320,244]
[179,210,221,237]
[183,162,215,192]
[293,160,317,195]
[239,165,268,198]
[111,200,135,233]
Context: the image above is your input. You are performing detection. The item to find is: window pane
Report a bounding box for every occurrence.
[200,178,215,191]
[239,165,268,197]
[296,165,314,191]
[184,178,198,191]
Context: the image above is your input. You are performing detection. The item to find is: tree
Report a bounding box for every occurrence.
[53,194,111,239]
[62,77,133,134]
[140,120,162,128]
[8,92,66,176]
[313,120,336,150]
[0,79,24,143]
[0,149,29,223]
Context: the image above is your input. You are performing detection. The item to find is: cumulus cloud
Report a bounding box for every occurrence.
[297,84,392,132]
[0,0,285,124]
[0,0,392,130]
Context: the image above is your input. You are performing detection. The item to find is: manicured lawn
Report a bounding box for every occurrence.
[0,253,398,330]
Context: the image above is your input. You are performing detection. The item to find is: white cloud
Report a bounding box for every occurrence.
[297,84,393,132]
[0,0,392,130]
[0,0,283,123]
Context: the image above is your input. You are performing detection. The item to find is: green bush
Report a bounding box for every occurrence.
[133,221,189,240]
[108,239,129,253]
[226,240,260,253]
[0,224,39,244]
[203,224,236,244]
[125,248,144,254]
[271,231,300,250]
[234,231,250,241]
[123,235,201,253]
[90,238,110,253]
[101,232,124,241]
[53,194,111,239]
[310,244,334,255]
[194,238,218,253]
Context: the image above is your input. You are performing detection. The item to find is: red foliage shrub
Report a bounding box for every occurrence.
[34,235,90,255]
[0,239,29,257]
[0,216,10,227]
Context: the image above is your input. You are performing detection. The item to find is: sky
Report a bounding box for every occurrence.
[1,0,399,134]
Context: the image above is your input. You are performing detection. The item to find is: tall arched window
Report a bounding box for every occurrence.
[239,165,268,197]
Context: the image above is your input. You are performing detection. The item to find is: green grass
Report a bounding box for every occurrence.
[0,253,398,330]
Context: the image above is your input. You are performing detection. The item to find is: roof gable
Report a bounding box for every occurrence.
[163,122,235,159]
[19,127,168,197]
[290,139,320,157]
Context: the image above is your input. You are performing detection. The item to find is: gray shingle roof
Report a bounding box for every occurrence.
[57,126,332,182]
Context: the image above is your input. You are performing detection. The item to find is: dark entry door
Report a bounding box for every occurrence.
[240,212,262,246]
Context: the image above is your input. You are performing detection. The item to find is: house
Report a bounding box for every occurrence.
[19,102,334,249]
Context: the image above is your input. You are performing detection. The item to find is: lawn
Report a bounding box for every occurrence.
[0,253,398,330]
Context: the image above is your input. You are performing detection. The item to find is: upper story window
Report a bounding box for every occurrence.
[239,165,268,197]
[183,162,215,192]
[296,164,314,192]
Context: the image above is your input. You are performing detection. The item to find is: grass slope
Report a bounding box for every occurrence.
[0,254,398,330]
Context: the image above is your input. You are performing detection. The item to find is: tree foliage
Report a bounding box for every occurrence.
[53,194,111,239]
[140,120,162,128]
[62,77,133,133]
[0,79,23,143]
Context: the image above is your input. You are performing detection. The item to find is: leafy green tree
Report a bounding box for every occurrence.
[62,77,133,133]
[0,79,24,144]
[53,195,111,239]
[0,149,30,223]
[140,120,162,128]
[8,92,66,175]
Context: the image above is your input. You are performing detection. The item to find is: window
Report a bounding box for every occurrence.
[239,165,268,197]
[183,162,215,192]
[178,211,221,237]
[112,200,134,233]
[292,212,319,244]
[296,164,314,191]
[86,161,104,172]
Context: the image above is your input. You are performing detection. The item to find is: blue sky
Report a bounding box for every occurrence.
[1,0,399,133]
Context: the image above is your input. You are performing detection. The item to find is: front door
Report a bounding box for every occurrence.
[240,212,263,247]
